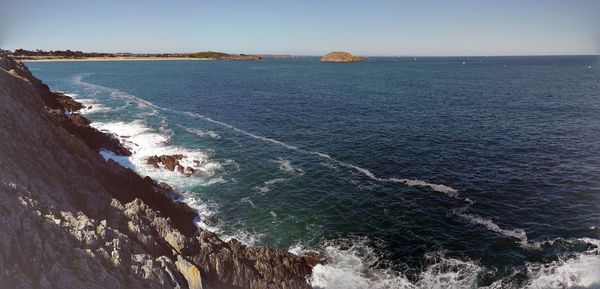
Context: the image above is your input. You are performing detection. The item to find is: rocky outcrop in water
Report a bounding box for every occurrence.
[147,155,197,176]
[320,51,363,62]
[0,52,315,289]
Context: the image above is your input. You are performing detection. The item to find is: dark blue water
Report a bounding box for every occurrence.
[28,56,600,288]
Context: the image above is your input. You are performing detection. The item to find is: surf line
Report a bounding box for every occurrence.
[72,75,531,246]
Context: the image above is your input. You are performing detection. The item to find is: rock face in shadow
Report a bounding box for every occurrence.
[320,51,363,62]
[0,52,315,289]
[0,54,131,156]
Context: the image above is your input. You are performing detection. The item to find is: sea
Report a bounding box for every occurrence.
[27,56,600,289]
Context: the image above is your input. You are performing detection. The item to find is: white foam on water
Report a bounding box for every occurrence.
[183,193,264,248]
[276,158,305,175]
[299,237,600,289]
[387,178,459,197]
[92,120,223,190]
[240,197,256,208]
[349,164,379,180]
[72,74,158,114]
[63,92,79,98]
[455,210,529,246]
[525,255,600,288]
[523,238,600,289]
[347,165,459,197]
[180,125,221,139]
[61,92,112,115]
[253,178,288,193]
[221,230,264,247]
[109,90,160,115]
[301,239,483,289]
[207,176,226,185]
[182,191,267,247]
[78,99,110,114]
[288,243,307,256]
[180,192,224,233]
[415,258,483,289]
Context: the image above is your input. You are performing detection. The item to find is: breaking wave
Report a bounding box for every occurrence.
[290,237,600,289]
[93,120,228,190]
[522,238,600,289]
[294,238,484,289]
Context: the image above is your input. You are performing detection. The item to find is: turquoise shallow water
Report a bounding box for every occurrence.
[28,56,600,288]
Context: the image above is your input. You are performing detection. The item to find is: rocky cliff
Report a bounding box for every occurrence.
[0,52,315,289]
[320,51,362,62]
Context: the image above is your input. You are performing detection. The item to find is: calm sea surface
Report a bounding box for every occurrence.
[28,56,600,288]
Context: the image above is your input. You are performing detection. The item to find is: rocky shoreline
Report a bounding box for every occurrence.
[0,51,317,289]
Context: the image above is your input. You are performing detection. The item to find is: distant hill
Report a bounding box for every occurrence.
[259,54,294,59]
[9,49,262,61]
[185,51,231,59]
[186,51,262,61]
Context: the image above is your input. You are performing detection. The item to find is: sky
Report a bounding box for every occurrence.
[1,0,599,56]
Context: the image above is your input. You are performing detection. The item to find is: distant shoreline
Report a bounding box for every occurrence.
[20,57,213,62]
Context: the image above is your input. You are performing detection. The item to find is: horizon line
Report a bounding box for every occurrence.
[3,48,598,58]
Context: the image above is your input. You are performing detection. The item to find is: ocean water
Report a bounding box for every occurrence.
[28,56,600,288]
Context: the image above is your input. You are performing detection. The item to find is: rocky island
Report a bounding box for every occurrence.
[0,51,316,289]
[320,51,363,62]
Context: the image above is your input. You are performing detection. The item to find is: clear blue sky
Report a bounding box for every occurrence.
[1,0,599,56]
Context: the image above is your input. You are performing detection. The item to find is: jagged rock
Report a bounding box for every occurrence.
[56,92,85,112]
[0,55,130,156]
[147,156,161,168]
[160,154,184,171]
[157,182,174,191]
[183,167,195,177]
[302,251,325,267]
[176,255,203,289]
[69,113,91,126]
[320,51,363,62]
[146,155,196,177]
